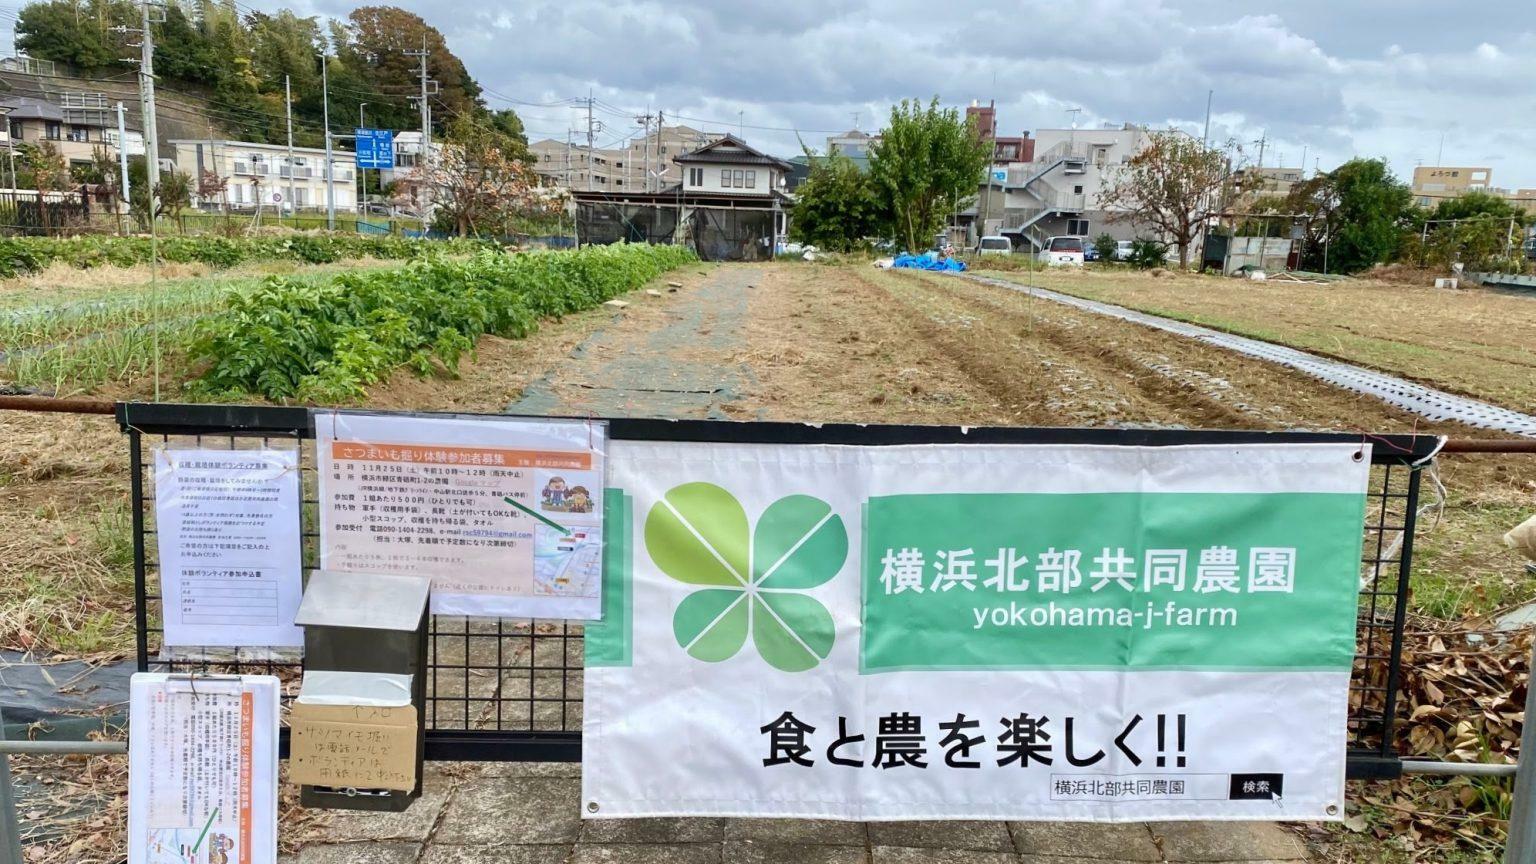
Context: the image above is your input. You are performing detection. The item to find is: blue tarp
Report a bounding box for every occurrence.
[891,252,967,271]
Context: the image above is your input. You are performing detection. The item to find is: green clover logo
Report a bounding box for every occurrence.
[644,482,846,672]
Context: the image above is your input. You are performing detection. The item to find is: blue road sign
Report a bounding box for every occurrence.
[355,128,395,169]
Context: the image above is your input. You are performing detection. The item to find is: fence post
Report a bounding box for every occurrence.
[0,705,23,862]
[1506,636,1536,863]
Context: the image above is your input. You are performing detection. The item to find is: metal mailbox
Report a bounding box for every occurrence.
[293,570,430,812]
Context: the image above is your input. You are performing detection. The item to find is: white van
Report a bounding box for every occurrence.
[1038,236,1085,267]
[976,235,1013,255]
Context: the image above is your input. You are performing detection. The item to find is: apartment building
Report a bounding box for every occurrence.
[973,124,1162,248]
[966,101,1034,169]
[529,124,718,192]
[0,94,145,170]
[1408,165,1536,214]
[1228,165,1306,209]
[169,139,355,212]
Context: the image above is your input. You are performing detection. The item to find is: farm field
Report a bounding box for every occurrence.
[982,265,1536,411]
[2,257,1534,861]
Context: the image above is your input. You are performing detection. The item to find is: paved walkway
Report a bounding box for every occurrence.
[289,763,1311,864]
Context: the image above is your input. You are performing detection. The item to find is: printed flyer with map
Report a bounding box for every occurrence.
[127,674,279,864]
[317,411,607,619]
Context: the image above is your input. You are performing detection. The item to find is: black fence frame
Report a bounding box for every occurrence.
[118,401,1435,777]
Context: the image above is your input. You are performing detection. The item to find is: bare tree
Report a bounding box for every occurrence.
[1101,130,1230,268]
[398,115,553,237]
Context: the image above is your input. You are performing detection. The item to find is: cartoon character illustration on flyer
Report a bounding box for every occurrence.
[541,476,568,510]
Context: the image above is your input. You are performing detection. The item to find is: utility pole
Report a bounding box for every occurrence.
[586,90,595,191]
[320,52,334,230]
[359,102,368,213]
[137,0,161,212]
[116,101,130,232]
[406,36,432,231]
[1201,89,1213,148]
[635,110,654,192]
[285,75,294,223]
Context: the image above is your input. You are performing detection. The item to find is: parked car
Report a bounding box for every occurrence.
[1037,236,1085,267]
[975,235,1013,255]
[1083,239,1099,262]
[1115,239,1135,261]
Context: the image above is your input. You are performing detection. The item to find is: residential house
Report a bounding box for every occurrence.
[374,130,446,217]
[1,94,144,172]
[572,134,793,261]
[169,139,355,212]
[972,124,1165,249]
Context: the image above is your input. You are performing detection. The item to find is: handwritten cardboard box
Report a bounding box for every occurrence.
[288,703,418,792]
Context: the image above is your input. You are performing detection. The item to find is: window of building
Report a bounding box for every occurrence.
[44,121,60,140]
[7,119,20,139]
[1073,185,1084,195]
[688,167,703,186]
[733,169,745,187]
[1067,219,1090,236]
[66,126,88,143]
[720,168,731,187]
[745,170,756,189]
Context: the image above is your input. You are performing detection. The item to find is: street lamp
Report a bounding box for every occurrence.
[359,103,368,214]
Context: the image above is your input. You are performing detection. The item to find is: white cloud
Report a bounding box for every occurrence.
[261,0,1536,187]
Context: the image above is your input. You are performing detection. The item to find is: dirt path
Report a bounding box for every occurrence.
[509,266,757,419]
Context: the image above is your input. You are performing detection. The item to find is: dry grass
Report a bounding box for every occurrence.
[980,265,1536,410]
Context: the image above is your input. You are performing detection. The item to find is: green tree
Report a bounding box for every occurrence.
[1327,158,1412,274]
[1099,130,1229,268]
[1092,233,1118,263]
[867,98,990,255]
[339,7,481,127]
[789,152,880,251]
[247,9,323,95]
[15,0,129,70]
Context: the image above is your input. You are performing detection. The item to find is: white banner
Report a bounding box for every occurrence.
[583,440,1371,821]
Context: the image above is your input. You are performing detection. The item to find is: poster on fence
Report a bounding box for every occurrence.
[583,440,1370,821]
[154,448,303,648]
[127,673,280,864]
[317,410,607,619]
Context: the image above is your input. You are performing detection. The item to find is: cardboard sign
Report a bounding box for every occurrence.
[288,704,418,792]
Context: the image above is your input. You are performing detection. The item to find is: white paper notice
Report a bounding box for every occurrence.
[127,673,280,864]
[154,449,303,648]
[316,411,606,619]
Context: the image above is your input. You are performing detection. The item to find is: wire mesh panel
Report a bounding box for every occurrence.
[121,403,1434,772]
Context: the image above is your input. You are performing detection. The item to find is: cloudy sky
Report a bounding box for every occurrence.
[274,0,1536,188]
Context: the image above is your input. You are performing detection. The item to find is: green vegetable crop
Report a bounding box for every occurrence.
[189,243,697,402]
[0,234,493,279]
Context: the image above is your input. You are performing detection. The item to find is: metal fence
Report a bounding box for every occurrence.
[118,401,1437,772]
